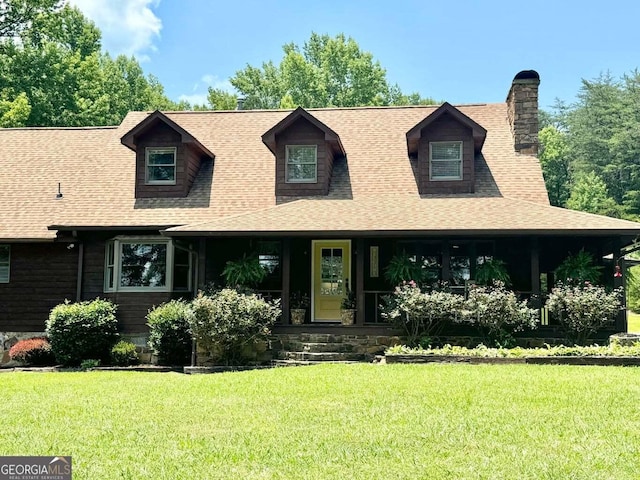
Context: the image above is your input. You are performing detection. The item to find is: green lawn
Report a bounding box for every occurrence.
[1,365,639,479]
[629,311,640,332]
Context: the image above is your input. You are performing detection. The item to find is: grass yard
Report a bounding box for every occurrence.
[1,365,639,479]
[628,311,640,332]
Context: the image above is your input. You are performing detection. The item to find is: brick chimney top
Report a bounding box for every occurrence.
[506,70,540,155]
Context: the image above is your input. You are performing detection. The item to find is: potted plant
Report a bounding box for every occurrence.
[340,289,356,325]
[290,291,309,325]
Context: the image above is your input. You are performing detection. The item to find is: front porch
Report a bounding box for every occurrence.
[192,233,628,339]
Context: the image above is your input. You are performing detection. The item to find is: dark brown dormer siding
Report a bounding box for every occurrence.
[417,114,475,195]
[275,117,332,196]
[134,122,200,198]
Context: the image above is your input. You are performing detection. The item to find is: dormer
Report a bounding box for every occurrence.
[121,111,214,198]
[406,102,486,195]
[262,107,345,196]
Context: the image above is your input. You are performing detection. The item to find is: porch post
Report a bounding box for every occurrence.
[613,238,626,332]
[197,238,206,289]
[441,242,451,282]
[530,236,540,296]
[282,238,291,324]
[356,238,365,325]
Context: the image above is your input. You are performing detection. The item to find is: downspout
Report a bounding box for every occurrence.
[75,242,84,302]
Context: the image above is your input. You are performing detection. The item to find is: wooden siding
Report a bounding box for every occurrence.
[134,122,201,198]
[275,117,332,196]
[0,243,77,331]
[418,114,475,194]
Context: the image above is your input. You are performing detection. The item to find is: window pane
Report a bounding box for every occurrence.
[431,142,461,160]
[287,163,316,181]
[147,165,176,182]
[120,243,167,287]
[174,265,190,291]
[0,245,9,283]
[287,146,316,164]
[148,151,175,165]
[431,160,461,178]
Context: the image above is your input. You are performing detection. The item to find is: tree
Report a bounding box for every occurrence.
[0,3,184,127]
[0,0,62,38]
[539,125,571,206]
[216,33,435,110]
[566,171,622,217]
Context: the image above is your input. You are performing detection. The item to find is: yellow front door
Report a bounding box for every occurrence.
[312,240,351,321]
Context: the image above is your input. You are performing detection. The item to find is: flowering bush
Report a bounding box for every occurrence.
[546,282,622,345]
[189,289,281,365]
[458,282,538,347]
[381,281,464,347]
[110,340,139,366]
[9,337,55,366]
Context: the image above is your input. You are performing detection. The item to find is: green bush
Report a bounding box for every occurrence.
[458,282,538,347]
[110,340,139,366]
[147,300,193,366]
[46,298,119,366]
[189,289,280,365]
[546,282,622,345]
[381,281,464,347]
[8,337,56,366]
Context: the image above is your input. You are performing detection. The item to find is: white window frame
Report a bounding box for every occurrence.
[429,141,463,181]
[0,245,9,283]
[145,147,177,185]
[104,237,191,293]
[285,145,318,183]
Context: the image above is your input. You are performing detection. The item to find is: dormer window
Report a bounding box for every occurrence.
[146,147,176,185]
[286,145,317,183]
[430,141,462,181]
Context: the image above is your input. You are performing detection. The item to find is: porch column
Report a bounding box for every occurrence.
[282,238,291,324]
[197,238,206,290]
[356,238,365,325]
[441,242,451,282]
[613,239,626,332]
[530,237,540,296]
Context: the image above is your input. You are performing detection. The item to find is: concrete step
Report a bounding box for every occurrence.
[279,351,366,362]
[272,359,362,367]
[283,341,355,353]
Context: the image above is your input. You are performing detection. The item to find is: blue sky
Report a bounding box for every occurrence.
[70,0,640,110]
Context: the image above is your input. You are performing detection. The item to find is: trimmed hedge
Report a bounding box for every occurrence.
[46,298,119,366]
[147,300,193,366]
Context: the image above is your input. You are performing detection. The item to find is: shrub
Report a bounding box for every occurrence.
[546,282,622,345]
[458,282,538,347]
[46,298,119,366]
[381,281,464,347]
[147,300,193,366]
[110,341,139,366]
[8,337,56,366]
[80,359,101,370]
[189,289,281,365]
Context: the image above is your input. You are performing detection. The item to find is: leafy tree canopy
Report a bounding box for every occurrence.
[0,0,185,127]
[208,33,436,110]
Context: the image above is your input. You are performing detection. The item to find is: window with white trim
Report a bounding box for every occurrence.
[0,245,9,283]
[104,237,192,292]
[146,147,176,185]
[286,145,317,183]
[429,141,463,180]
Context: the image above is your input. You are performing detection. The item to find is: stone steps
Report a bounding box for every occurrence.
[278,351,366,362]
[284,341,356,353]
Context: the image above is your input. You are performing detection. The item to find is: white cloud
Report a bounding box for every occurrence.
[69,0,161,60]
[179,75,235,107]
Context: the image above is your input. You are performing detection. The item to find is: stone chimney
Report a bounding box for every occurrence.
[506,70,540,155]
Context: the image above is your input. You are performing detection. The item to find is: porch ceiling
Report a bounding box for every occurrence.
[163,195,640,237]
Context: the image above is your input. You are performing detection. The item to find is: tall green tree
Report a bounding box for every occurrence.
[0,1,184,127]
[0,0,62,38]
[566,171,622,217]
[210,33,435,110]
[539,125,571,206]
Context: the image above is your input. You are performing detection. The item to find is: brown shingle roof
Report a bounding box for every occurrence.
[1,103,637,240]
